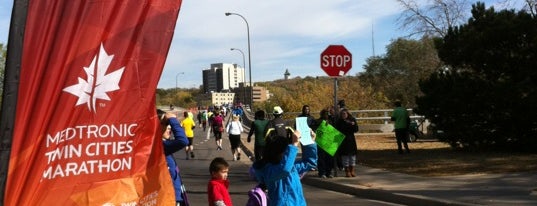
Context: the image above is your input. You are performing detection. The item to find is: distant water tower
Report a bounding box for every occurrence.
[284,68,290,80]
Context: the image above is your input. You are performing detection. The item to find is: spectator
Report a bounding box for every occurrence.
[337,99,346,111]
[313,108,335,178]
[157,109,189,206]
[252,130,317,206]
[297,105,316,128]
[334,109,359,177]
[264,106,294,140]
[207,157,232,206]
[247,110,269,161]
[328,106,343,172]
[391,100,411,154]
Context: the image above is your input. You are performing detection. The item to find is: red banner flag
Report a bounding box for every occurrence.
[5,0,183,205]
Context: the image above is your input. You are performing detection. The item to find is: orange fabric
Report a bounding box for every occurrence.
[5,0,183,205]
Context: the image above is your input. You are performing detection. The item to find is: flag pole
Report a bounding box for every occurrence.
[0,0,29,202]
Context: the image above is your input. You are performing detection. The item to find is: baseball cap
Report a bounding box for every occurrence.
[273,106,284,115]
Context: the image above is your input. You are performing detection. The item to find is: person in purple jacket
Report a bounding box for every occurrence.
[157,109,190,206]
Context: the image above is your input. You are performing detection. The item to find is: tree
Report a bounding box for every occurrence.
[254,76,388,118]
[498,0,537,17]
[416,2,537,151]
[396,0,472,37]
[359,38,441,108]
[397,0,537,37]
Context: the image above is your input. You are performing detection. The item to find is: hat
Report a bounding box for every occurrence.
[273,106,284,115]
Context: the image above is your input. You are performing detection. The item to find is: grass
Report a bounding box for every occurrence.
[356,134,537,177]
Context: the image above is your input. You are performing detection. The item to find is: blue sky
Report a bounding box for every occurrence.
[0,0,511,89]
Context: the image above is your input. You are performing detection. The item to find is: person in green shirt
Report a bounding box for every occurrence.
[391,100,411,154]
[247,110,269,161]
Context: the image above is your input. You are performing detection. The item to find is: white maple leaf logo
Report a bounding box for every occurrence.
[63,44,125,112]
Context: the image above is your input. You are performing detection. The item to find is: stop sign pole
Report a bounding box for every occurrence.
[320,45,352,114]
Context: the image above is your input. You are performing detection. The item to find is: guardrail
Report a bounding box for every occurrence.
[242,109,427,134]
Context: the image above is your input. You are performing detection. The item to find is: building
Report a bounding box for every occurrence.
[233,83,269,104]
[210,92,235,107]
[202,63,245,93]
[200,62,271,107]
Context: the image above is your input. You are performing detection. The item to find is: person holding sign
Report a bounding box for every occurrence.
[252,130,317,206]
[313,109,336,178]
[334,109,359,177]
[298,105,316,128]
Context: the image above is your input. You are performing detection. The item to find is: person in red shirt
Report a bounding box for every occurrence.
[208,157,232,206]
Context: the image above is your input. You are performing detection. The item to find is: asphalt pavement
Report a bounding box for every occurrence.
[174,110,537,206]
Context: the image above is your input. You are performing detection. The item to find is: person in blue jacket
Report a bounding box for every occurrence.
[157,109,190,206]
[252,129,317,206]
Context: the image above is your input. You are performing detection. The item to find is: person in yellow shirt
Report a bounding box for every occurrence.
[181,111,196,159]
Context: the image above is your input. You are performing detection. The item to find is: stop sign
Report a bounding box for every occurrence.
[320,45,352,77]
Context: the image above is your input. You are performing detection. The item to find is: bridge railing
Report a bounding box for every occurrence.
[243,109,427,134]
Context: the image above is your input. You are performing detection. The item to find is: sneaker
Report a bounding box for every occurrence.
[320,175,327,179]
[190,152,195,158]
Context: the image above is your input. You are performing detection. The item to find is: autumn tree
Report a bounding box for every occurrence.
[416,2,537,151]
[359,38,441,108]
[256,76,388,119]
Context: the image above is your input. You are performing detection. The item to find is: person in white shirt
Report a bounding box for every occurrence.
[226,115,244,161]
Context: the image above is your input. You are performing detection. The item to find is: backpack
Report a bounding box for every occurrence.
[265,118,293,140]
[246,184,267,206]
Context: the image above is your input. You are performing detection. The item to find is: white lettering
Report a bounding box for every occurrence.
[42,157,132,179]
[44,144,82,163]
[84,141,133,156]
[321,54,351,68]
[121,202,137,206]
[45,124,138,147]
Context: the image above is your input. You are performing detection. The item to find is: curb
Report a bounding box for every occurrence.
[301,177,479,206]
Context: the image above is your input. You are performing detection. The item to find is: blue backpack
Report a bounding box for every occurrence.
[246,184,267,206]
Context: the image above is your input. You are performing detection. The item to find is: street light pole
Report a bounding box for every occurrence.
[225,12,253,107]
[175,72,184,93]
[230,48,246,105]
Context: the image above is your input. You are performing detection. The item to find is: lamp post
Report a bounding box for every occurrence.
[225,12,253,107]
[230,48,246,105]
[175,72,185,93]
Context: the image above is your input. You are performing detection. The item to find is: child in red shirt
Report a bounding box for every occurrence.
[208,157,232,206]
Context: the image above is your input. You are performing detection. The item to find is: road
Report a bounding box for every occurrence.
[172,118,404,206]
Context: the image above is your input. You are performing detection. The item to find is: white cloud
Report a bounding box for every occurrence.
[163,0,404,88]
[0,0,405,89]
